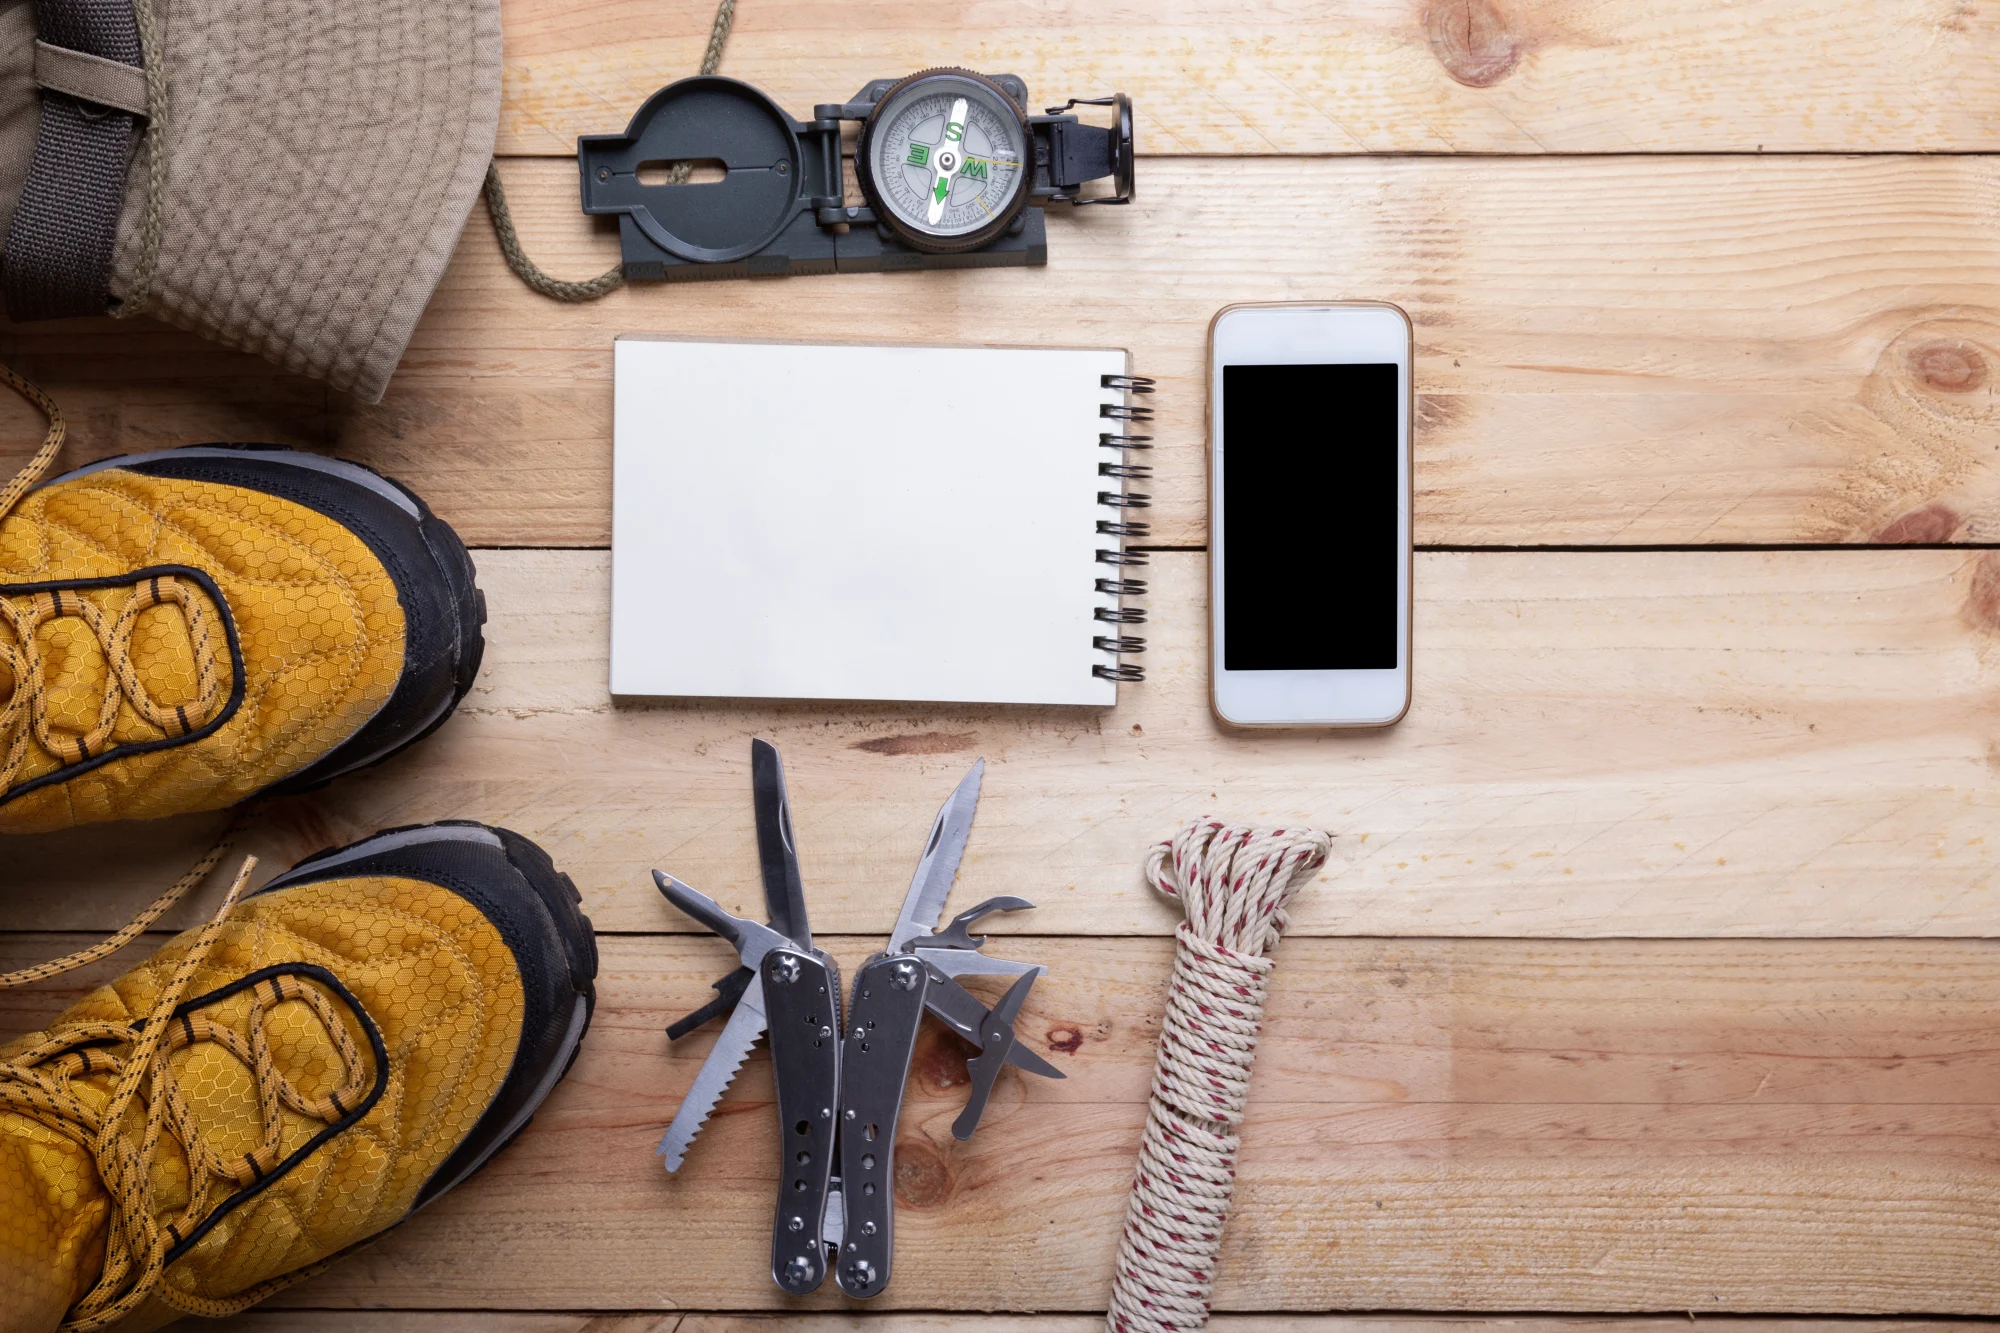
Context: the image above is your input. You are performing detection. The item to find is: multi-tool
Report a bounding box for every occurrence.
[654,738,1064,1297]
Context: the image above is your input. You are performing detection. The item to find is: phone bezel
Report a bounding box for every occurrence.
[1207,301,1415,728]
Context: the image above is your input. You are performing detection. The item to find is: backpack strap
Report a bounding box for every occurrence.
[2,0,146,321]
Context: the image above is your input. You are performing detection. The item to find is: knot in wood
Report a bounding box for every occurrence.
[1424,0,1521,88]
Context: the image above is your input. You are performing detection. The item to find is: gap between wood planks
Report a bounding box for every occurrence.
[459,545,2000,554]
[487,0,2000,156]
[238,1309,2000,1323]
[13,546,2000,940]
[16,931,2000,1314]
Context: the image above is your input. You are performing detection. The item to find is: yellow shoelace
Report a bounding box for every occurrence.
[0,364,251,993]
[0,364,229,789]
[0,855,376,1330]
[0,574,229,783]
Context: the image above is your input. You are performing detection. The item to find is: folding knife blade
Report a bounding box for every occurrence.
[835,953,931,1298]
[751,738,811,951]
[762,946,843,1294]
[658,972,768,1172]
[888,759,984,951]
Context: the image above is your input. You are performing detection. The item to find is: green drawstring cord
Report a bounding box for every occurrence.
[484,0,736,302]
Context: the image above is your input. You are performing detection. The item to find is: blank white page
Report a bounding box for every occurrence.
[611,337,1128,706]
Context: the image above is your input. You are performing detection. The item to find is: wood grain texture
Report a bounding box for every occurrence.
[13,933,1994,1313]
[6,5,1995,1326]
[9,546,2000,940]
[207,1312,1984,1320]
[13,154,1998,549]
[492,0,2000,156]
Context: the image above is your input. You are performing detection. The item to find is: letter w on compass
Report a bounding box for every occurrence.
[653,739,1064,1298]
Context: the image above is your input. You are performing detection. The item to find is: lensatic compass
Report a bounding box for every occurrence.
[577,68,1134,280]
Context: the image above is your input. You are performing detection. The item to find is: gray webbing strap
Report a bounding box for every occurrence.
[2,0,144,322]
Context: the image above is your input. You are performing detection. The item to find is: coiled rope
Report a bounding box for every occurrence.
[1107,817,1332,1333]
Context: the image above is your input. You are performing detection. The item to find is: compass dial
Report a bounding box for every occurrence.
[859,70,1030,253]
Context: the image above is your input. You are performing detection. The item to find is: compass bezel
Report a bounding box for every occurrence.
[856,68,1032,255]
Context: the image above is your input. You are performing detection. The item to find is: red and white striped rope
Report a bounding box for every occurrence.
[1107,817,1333,1333]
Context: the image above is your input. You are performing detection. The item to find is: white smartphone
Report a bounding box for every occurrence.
[1207,301,1414,728]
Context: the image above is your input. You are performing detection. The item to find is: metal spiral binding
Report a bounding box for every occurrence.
[1094,375,1156,683]
[1100,431,1153,450]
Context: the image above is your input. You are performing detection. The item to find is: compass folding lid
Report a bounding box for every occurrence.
[578,76,804,265]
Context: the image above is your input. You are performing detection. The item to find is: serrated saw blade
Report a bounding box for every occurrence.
[658,973,768,1171]
[889,759,984,951]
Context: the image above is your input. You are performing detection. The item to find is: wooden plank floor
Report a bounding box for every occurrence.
[14,153,2000,549]
[15,932,2000,1314]
[199,1312,1984,1320]
[4,1,2000,1327]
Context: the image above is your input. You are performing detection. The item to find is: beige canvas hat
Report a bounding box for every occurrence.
[0,0,501,402]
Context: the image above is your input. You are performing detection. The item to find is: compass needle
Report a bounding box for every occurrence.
[861,69,1033,254]
[926,96,969,225]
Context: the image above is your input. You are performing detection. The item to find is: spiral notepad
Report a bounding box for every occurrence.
[610,336,1152,706]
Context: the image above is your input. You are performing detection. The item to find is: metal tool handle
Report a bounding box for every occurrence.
[835,954,930,1297]
[761,948,843,1294]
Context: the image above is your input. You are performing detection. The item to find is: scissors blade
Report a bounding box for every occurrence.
[953,971,1038,1140]
[915,965,1064,1078]
[889,759,984,950]
[751,738,810,950]
[658,973,769,1172]
[1005,1040,1066,1081]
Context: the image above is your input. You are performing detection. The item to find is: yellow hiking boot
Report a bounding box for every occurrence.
[0,820,597,1333]
[0,437,485,834]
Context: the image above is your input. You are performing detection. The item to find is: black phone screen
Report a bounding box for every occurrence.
[1220,362,1401,670]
